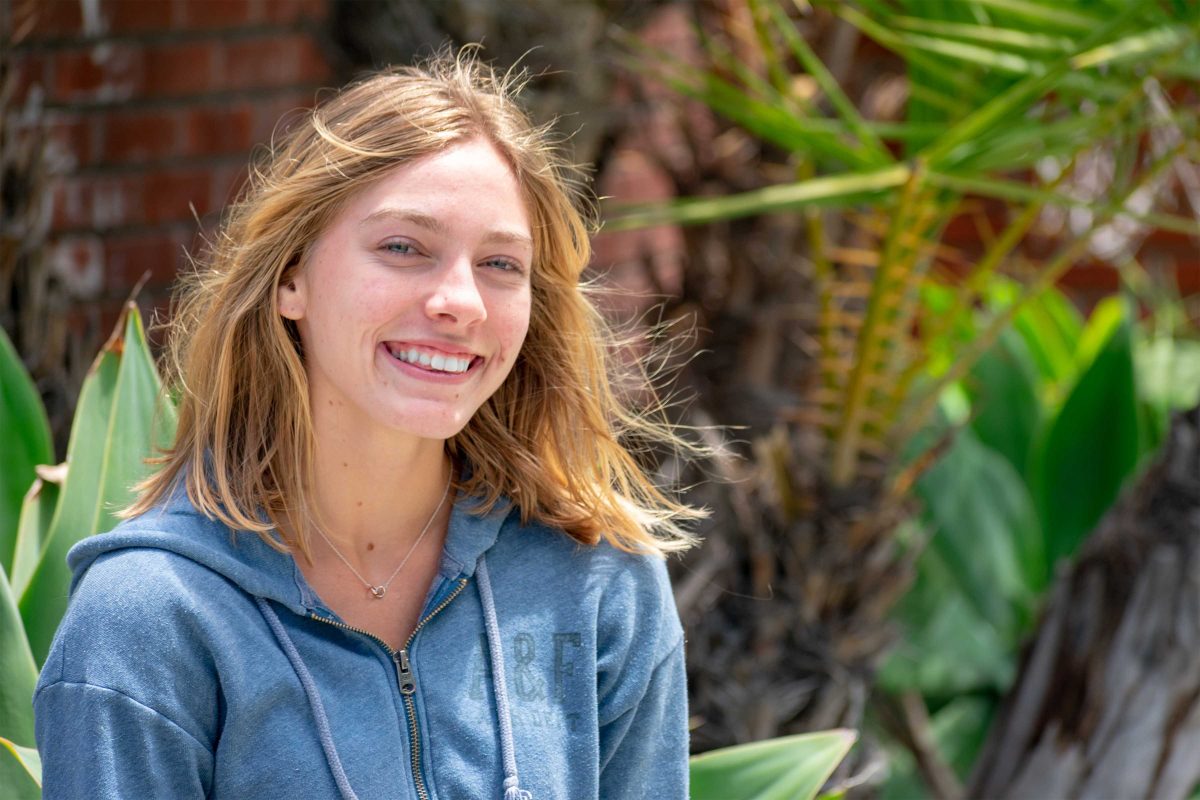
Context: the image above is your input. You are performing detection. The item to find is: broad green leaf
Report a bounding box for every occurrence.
[0,735,41,793]
[10,474,60,599]
[967,328,1043,482]
[1031,303,1141,567]
[918,425,1043,624]
[20,305,173,663]
[0,565,39,800]
[1009,287,1084,392]
[0,326,53,575]
[690,730,857,800]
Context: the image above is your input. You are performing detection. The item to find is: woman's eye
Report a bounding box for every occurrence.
[483,257,524,274]
[382,240,418,256]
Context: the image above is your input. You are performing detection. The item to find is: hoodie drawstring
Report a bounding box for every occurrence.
[257,597,360,800]
[476,555,533,800]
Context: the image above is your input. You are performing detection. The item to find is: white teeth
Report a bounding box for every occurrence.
[388,345,472,374]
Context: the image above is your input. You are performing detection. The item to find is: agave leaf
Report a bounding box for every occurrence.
[690,729,857,800]
[10,474,61,599]
[0,736,41,793]
[0,327,53,575]
[20,304,173,664]
[0,564,39,800]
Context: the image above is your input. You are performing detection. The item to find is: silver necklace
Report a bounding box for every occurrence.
[313,468,452,600]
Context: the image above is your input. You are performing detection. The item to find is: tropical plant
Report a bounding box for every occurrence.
[690,728,857,800]
[876,281,1200,798]
[0,304,174,799]
[610,0,1200,777]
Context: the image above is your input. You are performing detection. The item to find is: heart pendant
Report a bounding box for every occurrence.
[370,585,386,599]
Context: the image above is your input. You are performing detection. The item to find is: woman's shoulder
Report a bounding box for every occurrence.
[491,512,683,653]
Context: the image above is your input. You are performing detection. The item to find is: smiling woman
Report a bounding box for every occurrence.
[31,49,701,800]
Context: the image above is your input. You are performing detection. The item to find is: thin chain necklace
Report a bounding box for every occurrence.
[313,467,453,600]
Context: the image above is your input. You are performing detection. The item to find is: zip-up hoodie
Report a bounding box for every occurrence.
[33,481,688,799]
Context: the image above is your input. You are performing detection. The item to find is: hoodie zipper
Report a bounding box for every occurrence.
[309,576,469,800]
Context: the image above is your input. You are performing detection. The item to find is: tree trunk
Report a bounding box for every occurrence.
[968,405,1200,800]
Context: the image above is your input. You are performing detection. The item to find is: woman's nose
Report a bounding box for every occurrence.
[425,256,487,325]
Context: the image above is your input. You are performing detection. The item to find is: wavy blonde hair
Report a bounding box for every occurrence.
[129,49,701,557]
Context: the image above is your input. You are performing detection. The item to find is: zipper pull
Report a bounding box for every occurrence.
[394,649,416,695]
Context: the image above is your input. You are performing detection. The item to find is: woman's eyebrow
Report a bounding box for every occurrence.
[360,207,532,249]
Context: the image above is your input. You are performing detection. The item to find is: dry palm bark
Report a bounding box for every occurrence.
[969,405,1200,800]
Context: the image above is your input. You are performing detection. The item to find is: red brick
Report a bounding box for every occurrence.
[144,169,213,224]
[51,44,143,103]
[14,0,84,40]
[1177,262,1200,294]
[52,174,143,230]
[104,230,187,289]
[101,109,181,163]
[220,33,326,91]
[106,0,178,34]
[9,53,47,106]
[44,114,96,170]
[250,91,315,142]
[261,0,330,24]
[210,162,250,209]
[183,104,254,157]
[144,40,217,97]
[178,0,255,29]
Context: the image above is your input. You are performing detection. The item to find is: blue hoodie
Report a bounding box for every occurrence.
[32,484,688,799]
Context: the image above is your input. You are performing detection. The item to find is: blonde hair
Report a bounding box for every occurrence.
[129,49,701,557]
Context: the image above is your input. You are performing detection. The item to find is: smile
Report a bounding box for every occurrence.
[383,342,479,375]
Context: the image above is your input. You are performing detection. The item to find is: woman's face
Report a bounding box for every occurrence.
[278,137,533,442]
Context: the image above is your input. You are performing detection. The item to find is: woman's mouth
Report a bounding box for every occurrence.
[383,342,480,375]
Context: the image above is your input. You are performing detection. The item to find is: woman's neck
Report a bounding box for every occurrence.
[307,427,452,562]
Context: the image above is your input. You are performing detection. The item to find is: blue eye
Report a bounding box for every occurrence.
[382,240,417,255]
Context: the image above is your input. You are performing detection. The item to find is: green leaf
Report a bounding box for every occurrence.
[0,735,41,792]
[20,304,173,664]
[10,474,60,599]
[0,326,53,575]
[607,164,911,229]
[0,565,39,800]
[918,424,1043,625]
[967,328,1044,482]
[1008,287,1084,391]
[690,730,857,800]
[1031,302,1141,567]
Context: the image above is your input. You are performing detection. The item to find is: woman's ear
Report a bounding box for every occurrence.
[277,274,307,321]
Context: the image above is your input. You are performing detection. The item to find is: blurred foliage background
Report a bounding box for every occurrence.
[4,0,1200,798]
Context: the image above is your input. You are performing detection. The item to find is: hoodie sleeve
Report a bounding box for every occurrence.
[34,548,222,799]
[598,637,689,799]
[594,553,689,799]
[34,680,212,798]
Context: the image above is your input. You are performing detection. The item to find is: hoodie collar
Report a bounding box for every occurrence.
[67,481,513,617]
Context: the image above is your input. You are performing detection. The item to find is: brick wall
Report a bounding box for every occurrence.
[8,0,332,348]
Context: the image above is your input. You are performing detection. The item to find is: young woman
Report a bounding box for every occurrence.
[33,52,699,799]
